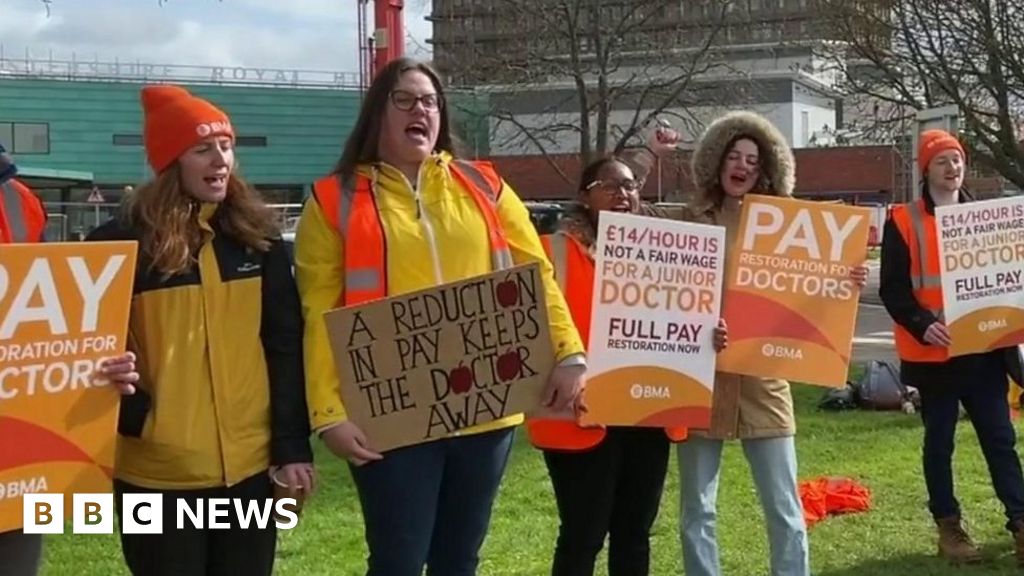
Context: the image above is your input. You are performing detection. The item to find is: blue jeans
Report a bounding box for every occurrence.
[916,355,1024,530]
[678,436,809,576]
[350,427,515,576]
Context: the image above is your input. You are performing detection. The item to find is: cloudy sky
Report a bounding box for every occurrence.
[0,0,434,72]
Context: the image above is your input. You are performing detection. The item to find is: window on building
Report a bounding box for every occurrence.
[0,122,50,154]
[14,123,49,153]
[112,134,143,146]
[112,134,267,147]
[236,136,268,147]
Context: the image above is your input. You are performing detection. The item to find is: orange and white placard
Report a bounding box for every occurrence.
[580,212,725,429]
[718,196,869,387]
[0,241,137,531]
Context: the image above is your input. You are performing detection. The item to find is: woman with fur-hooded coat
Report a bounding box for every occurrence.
[676,111,810,576]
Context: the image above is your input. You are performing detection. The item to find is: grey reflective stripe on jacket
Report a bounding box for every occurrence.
[906,201,943,290]
[329,173,382,294]
[452,159,514,270]
[547,233,569,293]
[1,180,28,242]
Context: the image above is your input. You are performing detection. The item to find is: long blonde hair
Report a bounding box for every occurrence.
[125,164,278,277]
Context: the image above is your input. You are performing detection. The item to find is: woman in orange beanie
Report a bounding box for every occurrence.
[880,128,1024,565]
[87,85,314,576]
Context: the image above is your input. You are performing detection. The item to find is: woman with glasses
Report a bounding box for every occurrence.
[294,58,587,576]
[527,147,728,576]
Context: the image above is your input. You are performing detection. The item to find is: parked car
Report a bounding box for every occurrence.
[525,202,567,234]
[282,231,295,271]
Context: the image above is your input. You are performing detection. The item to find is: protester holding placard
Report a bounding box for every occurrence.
[674,111,866,576]
[295,58,585,576]
[86,85,314,576]
[880,129,1024,564]
[0,142,50,576]
[526,147,728,576]
[0,143,140,576]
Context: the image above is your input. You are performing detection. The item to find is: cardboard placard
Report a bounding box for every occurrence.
[936,196,1024,356]
[325,264,554,452]
[0,241,138,532]
[718,196,870,387]
[579,212,725,429]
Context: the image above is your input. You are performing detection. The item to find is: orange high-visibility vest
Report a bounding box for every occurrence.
[526,231,688,451]
[310,160,514,306]
[0,179,46,244]
[890,198,948,363]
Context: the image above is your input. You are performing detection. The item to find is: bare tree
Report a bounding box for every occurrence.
[432,0,742,184]
[816,0,1024,187]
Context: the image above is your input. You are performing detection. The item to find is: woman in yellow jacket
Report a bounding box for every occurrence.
[295,58,586,576]
[88,85,314,576]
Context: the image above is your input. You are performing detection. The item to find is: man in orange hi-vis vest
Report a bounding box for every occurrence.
[880,129,1024,566]
[0,144,49,576]
[0,144,46,244]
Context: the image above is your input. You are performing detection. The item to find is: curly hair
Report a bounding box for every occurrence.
[124,164,278,278]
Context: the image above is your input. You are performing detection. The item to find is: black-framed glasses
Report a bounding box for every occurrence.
[586,178,641,195]
[390,90,444,112]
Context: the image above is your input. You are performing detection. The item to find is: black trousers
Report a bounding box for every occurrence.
[543,427,670,576]
[916,353,1024,531]
[0,530,41,576]
[114,471,276,576]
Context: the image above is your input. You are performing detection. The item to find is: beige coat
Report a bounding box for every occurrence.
[683,111,799,440]
[682,200,795,440]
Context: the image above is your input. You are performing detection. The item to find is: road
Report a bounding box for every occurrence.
[852,260,897,367]
[852,303,897,366]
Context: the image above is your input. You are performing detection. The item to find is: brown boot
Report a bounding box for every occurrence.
[1011,520,1024,566]
[936,516,982,564]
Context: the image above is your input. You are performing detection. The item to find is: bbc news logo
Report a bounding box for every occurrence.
[22,494,299,534]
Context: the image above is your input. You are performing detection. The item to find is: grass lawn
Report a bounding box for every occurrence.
[43,374,1024,575]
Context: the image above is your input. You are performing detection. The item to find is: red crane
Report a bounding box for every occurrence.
[358,0,405,91]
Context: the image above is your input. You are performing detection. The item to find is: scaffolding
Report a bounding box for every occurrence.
[358,0,373,93]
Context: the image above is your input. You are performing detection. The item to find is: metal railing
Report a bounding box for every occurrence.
[42,202,305,241]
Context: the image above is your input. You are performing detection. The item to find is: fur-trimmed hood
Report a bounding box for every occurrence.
[690,111,795,208]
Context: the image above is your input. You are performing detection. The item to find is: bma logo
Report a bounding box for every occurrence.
[0,477,47,500]
[630,384,671,399]
[761,343,803,360]
[196,121,232,137]
[978,318,1007,332]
